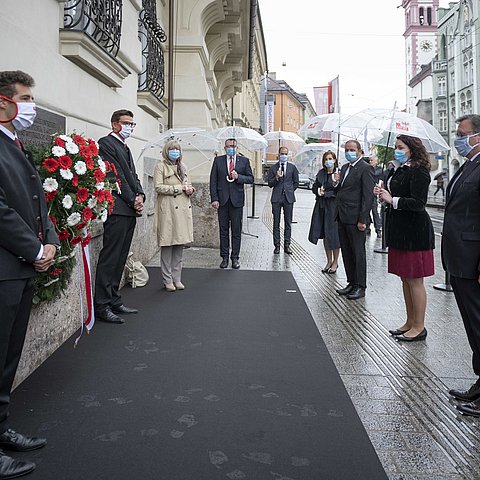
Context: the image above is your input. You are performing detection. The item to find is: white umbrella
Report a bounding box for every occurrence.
[215,125,268,152]
[263,131,305,155]
[334,108,450,153]
[292,142,345,176]
[298,113,351,141]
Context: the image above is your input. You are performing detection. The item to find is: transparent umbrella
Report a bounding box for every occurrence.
[215,125,268,152]
[263,130,305,155]
[298,113,352,141]
[292,142,345,177]
[334,108,450,153]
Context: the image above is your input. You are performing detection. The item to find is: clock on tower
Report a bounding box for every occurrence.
[402,0,439,82]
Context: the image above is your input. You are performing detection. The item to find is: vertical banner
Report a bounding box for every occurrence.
[266,100,275,133]
[313,86,329,115]
[328,76,340,113]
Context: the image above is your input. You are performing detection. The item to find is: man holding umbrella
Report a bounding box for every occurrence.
[210,138,254,269]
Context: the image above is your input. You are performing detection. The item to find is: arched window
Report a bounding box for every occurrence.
[427,7,432,25]
[461,92,466,114]
[419,7,425,25]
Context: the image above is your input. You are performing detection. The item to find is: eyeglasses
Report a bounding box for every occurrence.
[119,121,136,127]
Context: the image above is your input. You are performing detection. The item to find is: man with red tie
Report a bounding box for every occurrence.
[210,138,254,269]
[0,70,60,478]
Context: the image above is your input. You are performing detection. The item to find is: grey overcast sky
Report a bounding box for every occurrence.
[259,0,451,115]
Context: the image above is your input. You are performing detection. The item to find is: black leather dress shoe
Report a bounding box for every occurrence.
[0,429,46,452]
[346,287,365,300]
[457,398,480,417]
[220,258,228,269]
[111,305,138,314]
[336,284,353,296]
[273,246,280,254]
[0,451,35,479]
[396,328,427,342]
[449,382,480,402]
[389,328,410,336]
[96,308,124,324]
[284,246,292,254]
[232,259,240,269]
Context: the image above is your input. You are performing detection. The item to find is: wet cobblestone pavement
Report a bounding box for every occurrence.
[149,185,480,479]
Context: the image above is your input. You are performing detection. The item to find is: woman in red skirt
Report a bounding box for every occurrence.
[375,134,435,341]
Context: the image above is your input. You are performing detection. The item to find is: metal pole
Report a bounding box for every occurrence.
[248,183,259,219]
[167,0,174,129]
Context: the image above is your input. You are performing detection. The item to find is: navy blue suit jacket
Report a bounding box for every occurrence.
[209,154,254,208]
[267,162,299,204]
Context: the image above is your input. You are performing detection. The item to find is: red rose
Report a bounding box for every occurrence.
[58,230,70,241]
[81,234,92,247]
[70,235,82,245]
[94,190,106,202]
[85,158,94,170]
[94,169,106,183]
[58,155,72,169]
[74,221,87,231]
[48,215,57,227]
[73,134,86,146]
[82,207,94,221]
[72,174,79,187]
[45,191,57,202]
[42,158,59,173]
[80,146,91,159]
[87,139,98,156]
[76,187,89,203]
[104,191,114,204]
[54,137,65,148]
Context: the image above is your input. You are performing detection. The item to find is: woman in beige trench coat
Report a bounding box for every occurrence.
[154,140,194,291]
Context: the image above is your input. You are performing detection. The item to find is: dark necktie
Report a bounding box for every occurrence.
[451,159,476,194]
[281,163,285,174]
[14,137,23,150]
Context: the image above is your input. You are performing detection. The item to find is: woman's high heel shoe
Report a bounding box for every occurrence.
[396,328,427,342]
[326,266,338,274]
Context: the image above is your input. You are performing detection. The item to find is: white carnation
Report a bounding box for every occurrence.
[87,197,98,209]
[62,195,73,209]
[74,161,87,175]
[97,158,106,173]
[65,142,79,154]
[59,135,70,142]
[51,146,66,157]
[99,209,108,222]
[43,177,58,192]
[60,168,73,180]
[67,212,82,226]
[95,182,104,190]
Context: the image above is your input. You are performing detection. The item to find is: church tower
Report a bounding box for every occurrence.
[402,0,439,83]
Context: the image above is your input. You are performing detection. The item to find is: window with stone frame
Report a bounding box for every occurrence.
[438,102,447,132]
[138,0,167,102]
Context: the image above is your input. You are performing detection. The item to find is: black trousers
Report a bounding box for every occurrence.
[94,214,136,311]
[0,277,35,434]
[337,221,367,289]
[218,199,243,260]
[272,198,294,247]
[367,198,381,232]
[450,275,480,376]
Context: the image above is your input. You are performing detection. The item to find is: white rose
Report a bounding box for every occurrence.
[95,182,104,190]
[87,197,98,209]
[74,161,87,175]
[43,177,58,192]
[60,168,73,180]
[62,195,73,209]
[66,142,80,155]
[99,209,108,222]
[67,212,82,226]
[51,146,66,157]
[97,158,106,173]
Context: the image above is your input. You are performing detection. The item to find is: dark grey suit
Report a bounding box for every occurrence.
[94,134,145,312]
[267,161,299,248]
[442,156,480,375]
[335,159,375,289]
[209,154,254,260]
[0,130,59,433]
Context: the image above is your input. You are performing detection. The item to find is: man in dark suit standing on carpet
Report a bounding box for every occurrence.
[210,138,254,269]
[267,146,299,254]
[443,114,480,417]
[0,70,60,478]
[333,139,375,300]
[94,109,145,324]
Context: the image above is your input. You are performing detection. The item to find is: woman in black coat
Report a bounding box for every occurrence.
[375,135,434,342]
[308,151,340,273]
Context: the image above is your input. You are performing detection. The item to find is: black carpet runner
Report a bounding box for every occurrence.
[12,268,387,479]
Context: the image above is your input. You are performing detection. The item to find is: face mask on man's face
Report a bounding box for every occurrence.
[226,147,236,157]
[118,124,133,139]
[11,101,37,131]
[279,154,288,163]
[454,134,480,157]
[345,151,357,163]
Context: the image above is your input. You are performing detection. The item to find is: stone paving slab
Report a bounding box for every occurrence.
[148,184,480,479]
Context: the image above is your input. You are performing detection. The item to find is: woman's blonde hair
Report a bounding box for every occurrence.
[162,140,182,161]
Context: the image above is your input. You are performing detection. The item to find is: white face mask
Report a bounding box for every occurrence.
[119,124,133,139]
[12,102,36,131]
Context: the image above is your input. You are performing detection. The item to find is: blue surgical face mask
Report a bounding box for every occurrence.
[168,149,181,161]
[454,134,479,157]
[324,160,335,169]
[394,149,408,164]
[345,151,357,163]
[226,147,236,157]
[279,154,288,163]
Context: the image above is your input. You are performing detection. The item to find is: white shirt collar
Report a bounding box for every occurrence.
[0,124,16,141]
[111,132,126,144]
